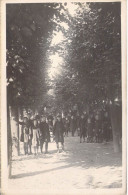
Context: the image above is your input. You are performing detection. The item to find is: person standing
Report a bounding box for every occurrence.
[94,112,102,143]
[27,113,33,154]
[80,114,87,143]
[65,117,70,137]
[76,113,80,136]
[70,115,76,137]
[47,115,53,131]
[53,115,65,153]
[32,118,40,155]
[47,115,54,142]
[39,116,50,154]
[19,117,29,155]
[102,111,110,142]
[87,116,93,143]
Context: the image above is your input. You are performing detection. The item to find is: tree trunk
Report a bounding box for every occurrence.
[18,107,24,155]
[109,102,121,152]
[9,106,19,156]
[106,67,122,153]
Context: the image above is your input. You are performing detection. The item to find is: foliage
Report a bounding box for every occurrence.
[7,3,121,112]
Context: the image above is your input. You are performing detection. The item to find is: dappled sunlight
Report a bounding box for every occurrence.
[9,136,122,190]
[6,2,122,192]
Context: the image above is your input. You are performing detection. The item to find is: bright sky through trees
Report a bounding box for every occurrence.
[51,31,65,46]
[48,53,64,80]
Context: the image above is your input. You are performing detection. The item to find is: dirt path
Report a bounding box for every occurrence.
[8,135,122,191]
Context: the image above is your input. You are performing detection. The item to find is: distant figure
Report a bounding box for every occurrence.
[39,116,50,154]
[80,114,86,143]
[102,111,110,142]
[27,113,33,154]
[48,116,54,142]
[64,117,70,136]
[94,113,102,143]
[76,113,80,136]
[87,116,93,143]
[70,115,76,137]
[32,119,40,155]
[19,117,29,155]
[53,115,65,153]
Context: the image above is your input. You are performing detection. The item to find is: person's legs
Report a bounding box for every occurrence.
[80,131,82,143]
[56,142,59,153]
[72,130,74,137]
[78,128,80,136]
[45,141,48,153]
[40,140,44,153]
[97,131,100,143]
[24,143,26,155]
[24,142,28,155]
[29,144,32,154]
[26,142,28,154]
[61,142,64,151]
[28,139,32,154]
[37,145,39,154]
[83,134,85,142]
[66,129,68,137]
[33,146,37,155]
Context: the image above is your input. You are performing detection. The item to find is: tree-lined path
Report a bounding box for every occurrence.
[9,135,122,190]
[6,2,123,192]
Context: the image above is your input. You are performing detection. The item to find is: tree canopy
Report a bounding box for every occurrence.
[6,2,121,113]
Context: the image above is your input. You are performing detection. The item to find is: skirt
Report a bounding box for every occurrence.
[24,133,29,143]
[32,128,40,147]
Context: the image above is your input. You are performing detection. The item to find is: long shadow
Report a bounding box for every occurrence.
[11,157,122,180]
[11,163,73,179]
[11,141,122,180]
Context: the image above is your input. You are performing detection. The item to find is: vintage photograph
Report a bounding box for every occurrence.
[1,0,127,194]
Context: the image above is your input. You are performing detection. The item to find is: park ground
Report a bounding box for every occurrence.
[8,134,122,192]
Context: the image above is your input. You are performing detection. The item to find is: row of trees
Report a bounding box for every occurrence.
[6,2,122,177]
[45,2,122,153]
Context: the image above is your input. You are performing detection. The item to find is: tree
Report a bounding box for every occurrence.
[45,2,121,151]
[6,3,68,175]
[7,2,122,164]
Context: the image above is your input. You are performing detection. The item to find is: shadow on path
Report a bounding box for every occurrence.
[11,139,122,183]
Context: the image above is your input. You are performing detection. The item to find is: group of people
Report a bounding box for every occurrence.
[62,111,112,143]
[19,114,65,155]
[19,109,112,155]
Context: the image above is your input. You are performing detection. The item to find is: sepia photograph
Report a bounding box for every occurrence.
[1,0,127,195]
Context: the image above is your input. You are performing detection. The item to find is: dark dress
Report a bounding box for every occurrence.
[102,114,111,142]
[76,116,80,129]
[27,119,33,145]
[19,121,29,143]
[39,122,50,143]
[70,118,76,136]
[65,119,70,135]
[95,118,102,142]
[53,120,65,143]
[87,118,93,138]
[80,118,87,138]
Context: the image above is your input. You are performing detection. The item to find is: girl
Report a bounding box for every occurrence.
[32,119,40,155]
[53,115,65,153]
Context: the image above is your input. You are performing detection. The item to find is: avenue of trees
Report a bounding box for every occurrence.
[6,2,122,175]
